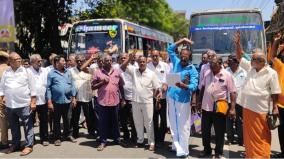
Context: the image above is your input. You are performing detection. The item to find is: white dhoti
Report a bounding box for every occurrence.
[168,97,191,156]
[132,102,155,145]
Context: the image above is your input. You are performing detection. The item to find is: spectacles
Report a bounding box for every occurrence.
[251,57,265,63]
[10,58,22,62]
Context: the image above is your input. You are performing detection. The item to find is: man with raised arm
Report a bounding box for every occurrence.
[235,32,281,158]
[166,38,198,158]
[120,52,161,151]
[268,33,284,158]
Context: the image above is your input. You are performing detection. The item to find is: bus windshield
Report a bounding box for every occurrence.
[69,22,121,54]
[190,12,265,55]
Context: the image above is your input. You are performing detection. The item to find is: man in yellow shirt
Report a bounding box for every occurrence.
[270,34,284,158]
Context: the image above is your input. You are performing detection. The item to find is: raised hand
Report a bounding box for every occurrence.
[273,33,282,44]
[233,30,241,45]
[183,38,194,45]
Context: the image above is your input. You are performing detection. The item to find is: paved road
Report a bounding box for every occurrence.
[0,126,281,158]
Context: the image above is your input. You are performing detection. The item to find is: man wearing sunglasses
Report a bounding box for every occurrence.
[199,56,237,158]
[235,33,281,158]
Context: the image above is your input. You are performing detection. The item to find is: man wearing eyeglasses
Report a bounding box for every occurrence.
[70,54,96,139]
[28,54,49,146]
[199,56,237,158]
[235,32,281,158]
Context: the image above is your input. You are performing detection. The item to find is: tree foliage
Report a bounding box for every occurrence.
[14,0,74,58]
[79,0,188,40]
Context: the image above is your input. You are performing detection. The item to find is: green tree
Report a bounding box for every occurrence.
[14,0,74,58]
[79,0,188,40]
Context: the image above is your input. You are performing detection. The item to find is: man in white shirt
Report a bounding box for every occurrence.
[147,50,170,145]
[236,48,281,158]
[226,55,247,146]
[70,54,96,138]
[0,52,36,156]
[28,54,49,146]
[121,54,161,151]
[118,53,137,142]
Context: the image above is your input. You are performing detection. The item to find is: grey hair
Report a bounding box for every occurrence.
[75,54,85,61]
[102,53,112,61]
[206,49,216,55]
[30,54,41,64]
[68,53,76,59]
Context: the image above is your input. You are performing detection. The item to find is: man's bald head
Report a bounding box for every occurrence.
[9,52,21,59]
[9,52,22,70]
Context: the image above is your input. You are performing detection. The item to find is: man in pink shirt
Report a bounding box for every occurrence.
[92,54,124,151]
[199,56,237,158]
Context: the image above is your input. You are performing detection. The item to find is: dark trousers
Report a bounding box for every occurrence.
[119,100,137,141]
[32,104,49,141]
[201,110,226,155]
[6,106,34,148]
[71,101,95,138]
[278,106,284,155]
[53,103,72,140]
[153,98,167,143]
[92,97,99,135]
[226,104,243,145]
[97,104,120,144]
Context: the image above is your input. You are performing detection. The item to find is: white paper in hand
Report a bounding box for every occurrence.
[166,73,181,87]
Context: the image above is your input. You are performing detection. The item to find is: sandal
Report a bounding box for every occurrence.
[97,143,106,151]
[20,147,33,156]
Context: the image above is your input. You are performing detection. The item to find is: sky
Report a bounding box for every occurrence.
[74,0,276,21]
[166,0,276,21]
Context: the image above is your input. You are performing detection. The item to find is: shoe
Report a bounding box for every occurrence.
[177,155,189,158]
[148,145,155,151]
[20,147,33,156]
[134,143,144,148]
[5,145,21,154]
[42,141,49,146]
[0,144,9,149]
[66,136,77,143]
[271,153,284,158]
[113,139,121,145]
[97,143,106,151]
[240,152,246,158]
[198,151,212,158]
[54,140,61,146]
[215,154,225,159]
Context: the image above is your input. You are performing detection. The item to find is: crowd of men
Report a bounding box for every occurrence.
[0,31,283,158]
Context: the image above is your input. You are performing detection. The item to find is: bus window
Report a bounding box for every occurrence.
[129,35,137,49]
[189,11,266,65]
[138,37,143,50]
[70,22,121,54]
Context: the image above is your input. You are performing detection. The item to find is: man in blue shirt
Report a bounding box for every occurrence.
[167,38,198,157]
[46,55,77,146]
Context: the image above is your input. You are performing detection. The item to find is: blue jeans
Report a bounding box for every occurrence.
[6,106,34,148]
